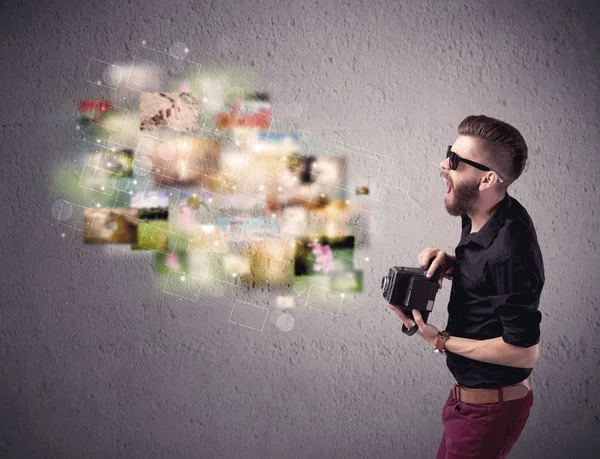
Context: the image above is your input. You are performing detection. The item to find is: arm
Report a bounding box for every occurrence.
[445,253,543,368]
[396,253,542,368]
[444,336,539,368]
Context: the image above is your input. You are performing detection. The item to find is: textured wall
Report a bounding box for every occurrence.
[2,0,600,458]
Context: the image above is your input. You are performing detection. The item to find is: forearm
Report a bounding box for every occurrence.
[444,335,538,369]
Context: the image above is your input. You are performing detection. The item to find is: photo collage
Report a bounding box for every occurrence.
[56,51,379,303]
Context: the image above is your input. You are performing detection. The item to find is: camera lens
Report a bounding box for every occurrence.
[381,276,389,291]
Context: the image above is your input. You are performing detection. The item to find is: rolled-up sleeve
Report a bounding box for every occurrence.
[487,254,543,347]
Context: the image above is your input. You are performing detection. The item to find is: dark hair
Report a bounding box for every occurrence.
[458,115,528,191]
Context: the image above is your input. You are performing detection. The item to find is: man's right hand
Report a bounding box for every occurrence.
[418,248,455,289]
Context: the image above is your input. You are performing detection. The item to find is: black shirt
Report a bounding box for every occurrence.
[445,191,545,389]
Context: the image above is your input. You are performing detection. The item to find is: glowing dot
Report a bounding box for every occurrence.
[365,257,369,262]
[180,276,186,281]
[61,233,66,238]
[203,97,207,102]
[96,203,100,207]
[142,40,146,45]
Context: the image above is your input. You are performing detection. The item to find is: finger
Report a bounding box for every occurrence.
[387,304,414,328]
[413,310,425,331]
[426,256,439,278]
[419,248,432,268]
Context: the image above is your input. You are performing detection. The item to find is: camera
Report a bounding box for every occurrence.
[382,259,441,336]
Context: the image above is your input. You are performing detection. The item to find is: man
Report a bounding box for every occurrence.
[388,115,545,459]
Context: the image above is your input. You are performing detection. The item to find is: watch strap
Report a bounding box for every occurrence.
[435,331,451,353]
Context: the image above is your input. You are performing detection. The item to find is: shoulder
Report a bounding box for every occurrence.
[495,197,541,257]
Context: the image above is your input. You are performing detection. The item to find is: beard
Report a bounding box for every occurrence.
[445,177,480,217]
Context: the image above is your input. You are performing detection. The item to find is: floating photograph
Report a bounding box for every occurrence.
[141,136,222,190]
[155,251,190,276]
[293,235,355,276]
[130,203,169,251]
[83,208,140,244]
[140,92,200,131]
[240,239,295,285]
[216,92,271,130]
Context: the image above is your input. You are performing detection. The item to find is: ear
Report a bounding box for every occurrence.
[480,173,495,190]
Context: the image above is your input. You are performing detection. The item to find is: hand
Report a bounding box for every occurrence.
[387,305,440,347]
[418,247,455,290]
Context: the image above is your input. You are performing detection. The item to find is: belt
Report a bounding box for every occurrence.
[452,376,532,404]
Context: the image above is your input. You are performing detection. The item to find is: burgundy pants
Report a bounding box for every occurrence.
[436,386,534,459]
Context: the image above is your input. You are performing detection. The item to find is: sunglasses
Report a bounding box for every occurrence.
[446,145,504,183]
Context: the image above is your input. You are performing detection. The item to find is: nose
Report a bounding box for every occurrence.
[440,157,450,170]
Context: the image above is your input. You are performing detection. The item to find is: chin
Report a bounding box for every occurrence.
[444,199,462,216]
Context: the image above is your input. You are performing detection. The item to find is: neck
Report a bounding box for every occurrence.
[468,192,506,233]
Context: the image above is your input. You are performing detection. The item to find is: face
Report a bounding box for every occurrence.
[439,136,483,216]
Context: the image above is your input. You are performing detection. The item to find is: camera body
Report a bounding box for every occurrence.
[381,265,441,336]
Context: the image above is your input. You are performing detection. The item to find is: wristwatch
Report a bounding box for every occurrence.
[433,331,451,354]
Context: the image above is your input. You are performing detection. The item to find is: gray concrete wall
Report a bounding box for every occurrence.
[2,0,599,458]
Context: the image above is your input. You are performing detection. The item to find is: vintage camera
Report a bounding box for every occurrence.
[381,259,441,336]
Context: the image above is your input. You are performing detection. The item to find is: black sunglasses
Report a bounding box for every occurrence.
[446,145,504,183]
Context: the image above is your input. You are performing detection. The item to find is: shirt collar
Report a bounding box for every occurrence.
[458,192,511,249]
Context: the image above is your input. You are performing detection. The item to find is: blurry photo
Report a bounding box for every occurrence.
[185,224,230,254]
[155,251,189,275]
[131,191,170,209]
[83,208,139,244]
[140,92,199,131]
[86,147,134,179]
[141,136,222,190]
[172,191,216,231]
[267,154,348,212]
[240,239,295,285]
[211,195,279,242]
[216,92,271,130]
[131,205,169,251]
[77,99,129,139]
[293,236,355,276]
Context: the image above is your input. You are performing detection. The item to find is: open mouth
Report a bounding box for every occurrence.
[444,179,452,196]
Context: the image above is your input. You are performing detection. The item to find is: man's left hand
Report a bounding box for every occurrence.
[386,304,440,347]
